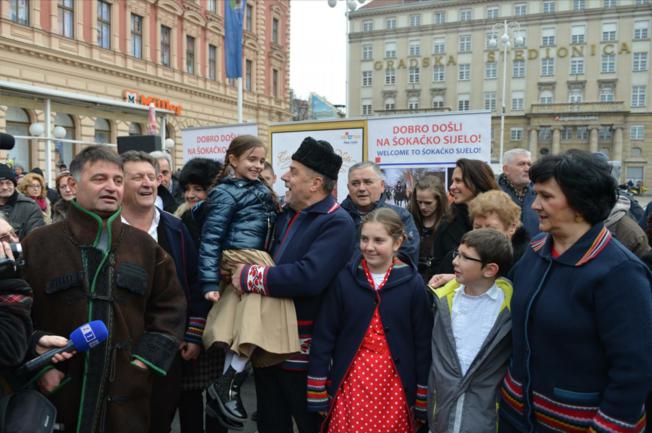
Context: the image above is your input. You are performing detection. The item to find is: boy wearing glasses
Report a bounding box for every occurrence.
[427,228,513,433]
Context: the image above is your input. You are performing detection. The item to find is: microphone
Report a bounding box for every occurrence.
[0,133,15,150]
[19,321,109,375]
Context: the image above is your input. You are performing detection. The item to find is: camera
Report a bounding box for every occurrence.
[0,243,22,278]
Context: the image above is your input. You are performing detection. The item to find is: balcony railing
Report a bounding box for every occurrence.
[529,101,627,115]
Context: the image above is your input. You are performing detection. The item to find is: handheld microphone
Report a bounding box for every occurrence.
[19,321,109,375]
[0,133,15,150]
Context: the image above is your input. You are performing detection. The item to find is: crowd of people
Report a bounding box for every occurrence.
[0,137,651,433]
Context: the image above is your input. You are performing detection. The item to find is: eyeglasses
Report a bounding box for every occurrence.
[452,249,483,264]
[28,184,42,190]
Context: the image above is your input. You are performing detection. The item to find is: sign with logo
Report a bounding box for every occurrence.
[123,90,182,115]
[181,123,258,163]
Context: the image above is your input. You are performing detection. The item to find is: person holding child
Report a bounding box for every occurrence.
[499,150,652,433]
[428,228,514,432]
[307,207,432,433]
[198,135,300,429]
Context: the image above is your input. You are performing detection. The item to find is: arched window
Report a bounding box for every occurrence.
[129,123,142,136]
[55,113,75,167]
[94,118,111,144]
[5,107,30,169]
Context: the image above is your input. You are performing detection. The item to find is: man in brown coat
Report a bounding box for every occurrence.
[21,146,186,433]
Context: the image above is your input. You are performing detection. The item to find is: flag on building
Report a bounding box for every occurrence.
[225,0,246,78]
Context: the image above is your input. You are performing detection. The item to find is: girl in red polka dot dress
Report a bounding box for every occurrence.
[307,208,432,432]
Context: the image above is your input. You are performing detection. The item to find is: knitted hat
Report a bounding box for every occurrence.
[30,167,44,177]
[291,137,342,180]
[178,158,223,190]
[0,164,16,186]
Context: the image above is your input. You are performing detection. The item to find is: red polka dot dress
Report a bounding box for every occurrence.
[327,261,413,433]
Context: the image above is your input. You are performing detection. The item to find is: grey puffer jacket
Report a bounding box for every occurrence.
[197,177,277,293]
[0,192,45,239]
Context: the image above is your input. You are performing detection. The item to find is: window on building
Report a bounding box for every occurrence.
[362,102,373,116]
[362,44,373,60]
[514,3,527,16]
[408,97,420,110]
[569,88,584,103]
[245,3,253,32]
[484,92,496,111]
[539,90,554,104]
[128,123,141,136]
[434,11,446,24]
[209,44,217,80]
[458,34,471,53]
[272,18,279,44]
[602,23,617,42]
[541,57,555,76]
[272,69,279,98]
[385,41,396,58]
[409,66,420,83]
[600,86,615,101]
[458,64,470,81]
[433,65,445,81]
[186,35,195,74]
[409,14,421,26]
[633,52,648,72]
[486,6,499,20]
[570,58,584,75]
[634,21,649,40]
[58,0,73,38]
[131,14,143,59]
[636,0,649,4]
[385,98,395,111]
[510,128,523,140]
[561,127,573,140]
[433,38,445,54]
[603,0,617,7]
[630,125,645,140]
[94,118,111,144]
[207,0,217,13]
[573,0,585,11]
[161,26,171,67]
[598,126,613,141]
[9,0,29,26]
[601,54,615,73]
[245,59,252,91]
[458,95,470,111]
[386,17,396,29]
[627,166,644,182]
[632,86,647,107]
[362,70,373,87]
[433,96,445,109]
[542,28,555,47]
[385,68,396,85]
[97,0,111,49]
[513,59,525,78]
[409,40,420,56]
[577,126,589,140]
[511,91,524,111]
[459,9,472,22]
[571,25,586,44]
[539,127,552,141]
[543,1,556,13]
[485,62,497,79]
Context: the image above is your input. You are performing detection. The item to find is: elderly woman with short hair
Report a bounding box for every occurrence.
[499,150,652,433]
[17,172,51,224]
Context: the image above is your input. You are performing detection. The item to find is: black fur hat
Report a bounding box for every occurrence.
[178,158,222,190]
[291,137,342,180]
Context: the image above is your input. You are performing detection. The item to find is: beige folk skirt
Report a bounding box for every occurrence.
[202,249,300,368]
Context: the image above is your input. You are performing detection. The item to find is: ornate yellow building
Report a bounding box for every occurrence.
[0,0,291,173]
[348,0,652,184]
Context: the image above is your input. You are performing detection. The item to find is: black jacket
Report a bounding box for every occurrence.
[0,278,32,369]
[0,192,45,240]
[429,204,472,275]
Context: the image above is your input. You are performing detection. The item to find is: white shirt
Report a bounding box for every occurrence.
[451,283,504,375]
[370,272,386,290]
[121,208,161,242]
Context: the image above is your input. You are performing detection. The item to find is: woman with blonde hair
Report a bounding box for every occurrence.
[18,172,51,224]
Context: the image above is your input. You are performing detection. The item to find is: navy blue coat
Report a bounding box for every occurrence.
[239,195,356,371]
[158,210,210,344]
[499,224,652,433]
[498,174,540,238]
[340,195,420,264]
[197,177,277,293]
[307,253,432,419]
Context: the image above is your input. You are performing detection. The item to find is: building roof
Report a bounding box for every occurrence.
[359,0,403,10]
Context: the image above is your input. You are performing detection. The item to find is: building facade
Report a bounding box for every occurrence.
[0,0,291,172]
[349,0,652,185]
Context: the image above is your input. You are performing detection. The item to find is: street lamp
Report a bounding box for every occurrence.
[488,20,523,166]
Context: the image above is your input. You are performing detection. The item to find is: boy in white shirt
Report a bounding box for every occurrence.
[427,228,513,433]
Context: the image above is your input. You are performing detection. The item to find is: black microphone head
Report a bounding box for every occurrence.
[0,133,15,150]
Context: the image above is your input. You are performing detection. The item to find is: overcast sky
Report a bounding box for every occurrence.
[290,0,349,106]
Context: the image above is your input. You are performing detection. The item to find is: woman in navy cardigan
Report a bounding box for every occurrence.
[499,150,652,433]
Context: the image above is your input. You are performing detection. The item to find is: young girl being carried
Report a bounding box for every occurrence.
[198,135,299,428]
[307,207,432,432]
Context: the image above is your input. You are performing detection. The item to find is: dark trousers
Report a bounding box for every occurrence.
[254,366,322,433]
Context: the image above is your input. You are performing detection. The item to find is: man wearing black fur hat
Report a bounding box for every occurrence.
[0,164,44,239]
[229,137,356,433]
